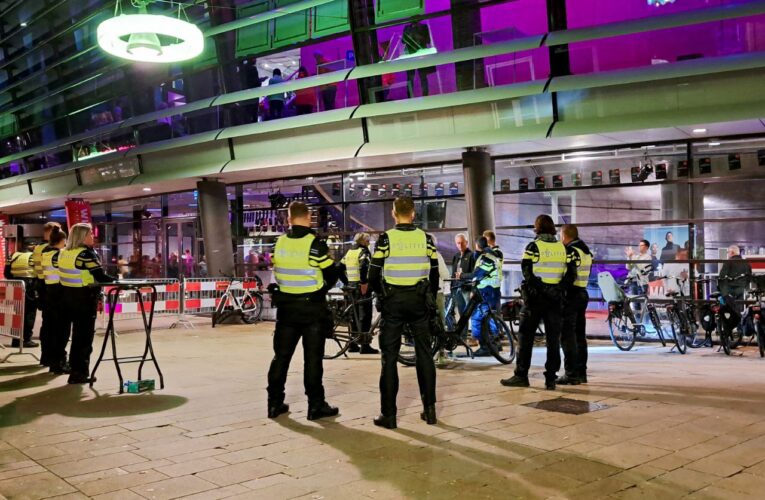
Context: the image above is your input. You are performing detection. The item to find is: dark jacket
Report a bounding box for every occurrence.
[451,249,476,290]
[719,255,752,292]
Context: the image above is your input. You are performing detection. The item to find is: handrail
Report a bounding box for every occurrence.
[1,1,764,168]
[205,0,335,37]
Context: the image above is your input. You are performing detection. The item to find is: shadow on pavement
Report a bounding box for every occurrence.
[0,384,187,427]
[0,372,54,392]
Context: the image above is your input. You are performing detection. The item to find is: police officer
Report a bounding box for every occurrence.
[41,226,70,374]
[32,222,61,364]
[501,215,575,390]
[267,201,340,421]
[59,223,115,384]
[338,232,378,354]
[483,229,504,309]
[462,237,500,357]
[557,224,592,385]
[368,197,439,429]
[5,243,39,348]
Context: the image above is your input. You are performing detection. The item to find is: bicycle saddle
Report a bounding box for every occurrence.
[665,291,680,298]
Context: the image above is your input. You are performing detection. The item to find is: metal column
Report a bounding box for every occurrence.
[462,148,495,242]
[197,180,236,277]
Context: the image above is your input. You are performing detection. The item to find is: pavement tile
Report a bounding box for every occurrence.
[79,470,169,497]
[195,459,286,487]
[587,442,672,469]
[0,471,77,499]
[130,475,217,500]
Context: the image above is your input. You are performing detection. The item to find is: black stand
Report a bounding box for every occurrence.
[90,281,167,393]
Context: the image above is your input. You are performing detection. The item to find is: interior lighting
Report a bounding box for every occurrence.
[709,142,721,147]
[20,22,28,27]
[97,1,204,63]
[693,128,707,134]
[142,187,152,192]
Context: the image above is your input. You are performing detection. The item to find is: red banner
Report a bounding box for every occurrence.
[0,214,7,279]
[65,199,92,229]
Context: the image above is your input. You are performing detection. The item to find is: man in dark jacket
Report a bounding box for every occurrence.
[719,245,752,302]
[451,233,476,317]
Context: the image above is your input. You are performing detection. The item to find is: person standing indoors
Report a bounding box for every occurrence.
[293,67,315,116]
[451,233,476,318]
[501,215,575,390]
[267,202,340,421]
[58,223,115,384]
[267,69,285,120]
[368,197,439,429]
[6,242,39,348]
[466,237,501,357]
[339,233,378,354]
[32,222,61,360]
[314,52,337,111]
[557,224,593,386]
[41,227,69,374]
[483,230,503,310]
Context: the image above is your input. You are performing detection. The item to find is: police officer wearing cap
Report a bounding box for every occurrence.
[338,232,378,354]
[5,242,39,348]
[501,214,575,390]
[267,201,340,421]
[41,226,70,374]
[59,223,115,384]
[557,224,593,385]
[32,222,61,364]
[368,197,439,429]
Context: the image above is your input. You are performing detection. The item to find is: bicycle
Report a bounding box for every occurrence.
[737,275,764,358]
[697,274,746,356]
[501,288,546,345]
[211,276,264,327]
[324,286,383,360]
[399,281,515,365]
[662,276,695,354]
[598,272,668,351]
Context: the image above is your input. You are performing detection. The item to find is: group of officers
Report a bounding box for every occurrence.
[6,222,114,384]
[267,198,593,428]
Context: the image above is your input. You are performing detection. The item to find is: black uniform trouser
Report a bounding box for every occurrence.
[46,285,71,367]
[22,280,37,343]
[267,298,329,408]
[351,286,373,345]
[561,287,589,378]
[514,288,563,382]
[379,288,436,417]
[37,280,51,360]
[62,288,99,377]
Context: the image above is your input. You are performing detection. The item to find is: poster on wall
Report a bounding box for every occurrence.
[64,200,92,228]
[644,225,690,263]
[0,214,7,279]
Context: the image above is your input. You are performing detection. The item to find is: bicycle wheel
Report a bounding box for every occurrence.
[719,323,731,356]
[729,327,743,349]
[211,295,227,328]
[608,308,637,351]
[481,313,515,364]
[324,320,357,360]
[240,293,263,324]
[397,325,438,366]
[648,306,666,347]
[755,320,764,358]
[667,309,687,355]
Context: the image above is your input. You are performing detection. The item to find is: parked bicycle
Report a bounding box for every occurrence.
[211,276,264,327]
[663,275,698,355]
[738,275,764,358]
[399,281,515,365]
[324,286,384,360]
[598,272,678,352]
[501,289,546,345]
[696,275,746,356]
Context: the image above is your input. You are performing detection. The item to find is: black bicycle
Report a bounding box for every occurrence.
[399,282,515,366]
[324,286,383,359]
[697,275,746,356]
[606,276,668,351]
[737,275,764,358]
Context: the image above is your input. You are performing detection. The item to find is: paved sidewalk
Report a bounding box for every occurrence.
[1,321,764,499]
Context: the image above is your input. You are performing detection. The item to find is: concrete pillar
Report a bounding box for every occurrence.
[462,148,495,243]
[197,180,235,277]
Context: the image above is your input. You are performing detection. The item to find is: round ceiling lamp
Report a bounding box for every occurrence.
[97,1,204,63]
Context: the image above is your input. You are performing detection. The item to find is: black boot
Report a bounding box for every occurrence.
[307,402,339,421]
[556,374,581,386]
[545,379,556,390]
[500,375,529,387]
[359,345,379,355]
[67,373,95,384]
[420,405,437,425]
[579,372,588,384]
[347,343,360,353]
[50,361,71,375]
[373,415,397,429]
[267,402,289,419]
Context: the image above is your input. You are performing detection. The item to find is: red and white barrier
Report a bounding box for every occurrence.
[0,280,36,362]
[182,277,264,314]
[100,279,181,328]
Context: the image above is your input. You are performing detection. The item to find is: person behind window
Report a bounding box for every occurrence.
[660,248,690,297]
[293,66,315,116]
[625,239,652,294]
[267,69,285,120]
[402,21,435,98]
[313,52,337,111]
[719,245,752,303]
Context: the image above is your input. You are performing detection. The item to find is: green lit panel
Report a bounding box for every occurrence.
[312,0,349,38]
[375,0,424,22]
[236,1,271,57]
[273,0,310,49]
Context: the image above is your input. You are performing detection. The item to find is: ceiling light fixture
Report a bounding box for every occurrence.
[142,187,152,192]
[693,128,707,134]
[97,0,204,63]
[709,142,721,147]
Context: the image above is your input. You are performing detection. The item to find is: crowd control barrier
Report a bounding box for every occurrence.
[183,277,275,321]
[99,279,182,329]
[0,280,37,362]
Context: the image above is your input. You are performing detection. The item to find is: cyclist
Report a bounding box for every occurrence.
[483,230,503,310]
[267,201,340,421]
[501,215,575,390]
[338,232,378,354]
[368,197,439,429]
[461,236,500,357]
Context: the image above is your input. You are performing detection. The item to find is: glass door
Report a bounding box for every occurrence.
[165,218,201,279]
